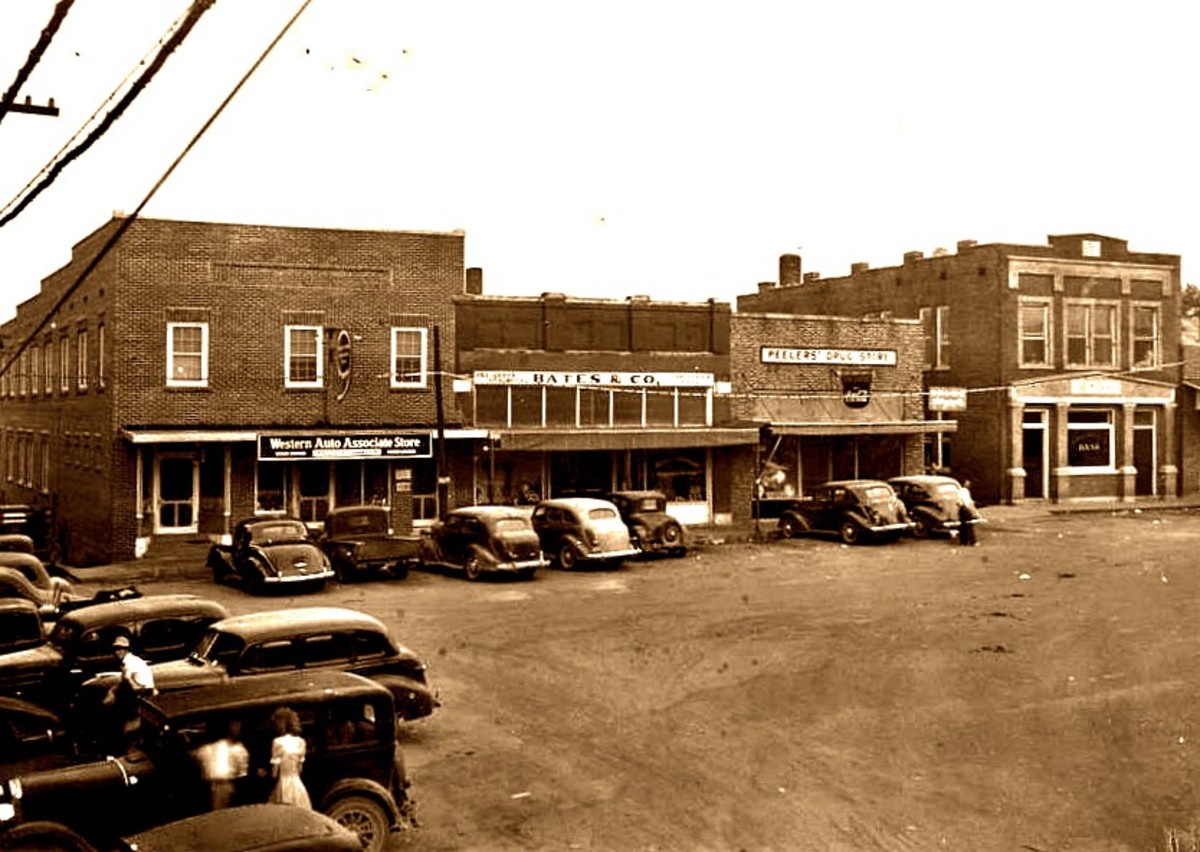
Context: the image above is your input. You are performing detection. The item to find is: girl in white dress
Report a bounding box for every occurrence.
[267,707,312,808]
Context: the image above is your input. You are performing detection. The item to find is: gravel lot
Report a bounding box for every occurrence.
[80,507,1200,852]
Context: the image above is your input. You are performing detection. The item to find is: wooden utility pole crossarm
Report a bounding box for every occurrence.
[6,96,58,117]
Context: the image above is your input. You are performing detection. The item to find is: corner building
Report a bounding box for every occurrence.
[0,216,471,566]
[737,235,1182,505]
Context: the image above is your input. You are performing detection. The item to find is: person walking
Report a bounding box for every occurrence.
[194,719,250,810]
[956,479,980,546]
[112,634,156,696]
[267,707,311,808]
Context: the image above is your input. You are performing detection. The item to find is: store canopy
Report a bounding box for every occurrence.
[121,427,489,444]
[767,420,957,436]
[495,427,760,452]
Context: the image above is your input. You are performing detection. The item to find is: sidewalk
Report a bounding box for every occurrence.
[68,497,1200,588]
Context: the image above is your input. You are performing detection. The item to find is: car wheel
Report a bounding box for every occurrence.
[0,821,99,852]
[839,519,862,545]
[464,554,483,581]
[661,522,683,546]
[779,515,801,539]
[326,794,391,852]
[558,543,578,570]
[912,516,931,539]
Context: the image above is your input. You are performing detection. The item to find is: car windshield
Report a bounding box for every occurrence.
[188,629,245,666]
[250,522,308,544]
[636,498,663,512]
[587,507,618,521]
[47,618,80,652]
[494,517,531,533]
[862,485,896,504]
[333,512,388,534]
[0,612,43,652]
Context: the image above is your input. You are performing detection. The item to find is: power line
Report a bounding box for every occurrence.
[0,0,218,229]
[0,0,74,127]
[0,0,315,381]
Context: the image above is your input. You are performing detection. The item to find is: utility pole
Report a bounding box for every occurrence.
[433,325,450,519]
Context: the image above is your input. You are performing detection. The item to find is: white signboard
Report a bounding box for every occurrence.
[761,347,897,366]
[928,386,967,411]
[472,370,714,387]
[1070,377,1121,396]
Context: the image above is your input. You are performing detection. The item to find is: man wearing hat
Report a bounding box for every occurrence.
[112,634,155,696]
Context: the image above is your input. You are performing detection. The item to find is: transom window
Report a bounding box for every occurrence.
[1131,304,1159,369]
[474,385,711,428]
[166,322,209,387]
[1018,299,1051,367]
[1067,409,1114,469]
[1065,301,1117,368]
[390,327,428,389]
[285,325,323,388]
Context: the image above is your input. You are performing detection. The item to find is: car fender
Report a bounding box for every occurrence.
[319,777,401,828]
[371,674,438,720]
[467,542,499,567]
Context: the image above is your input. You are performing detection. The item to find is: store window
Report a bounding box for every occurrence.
[545,387,576,426]
[255,464,286,513]
[1019,300,1051,367]
[1132,304,1159,369]
[511,386,542,427]
[76,327,88,391]
[920,305,951,369]
[579,388,610,427]
[645,387,675,426]
[298,463,332,523]
[1066,301,1117,368]
[166,322,209,387]
[475,385,507,426]
[612,391,642,426]
[651,449,706,501]
[285,325,323,388]
[1067,409,1114,469]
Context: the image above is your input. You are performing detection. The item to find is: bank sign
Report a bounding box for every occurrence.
[761,347,897,366]
[472,370,715,387]
[258,432,432,461]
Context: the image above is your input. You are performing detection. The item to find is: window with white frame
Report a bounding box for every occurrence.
[30,345,39,397]
[919,305,950,369]
[59,336,70,393]
[390,327,428,389]
[1065,301,1117,368]
[285,325,323,388]
[1067,409,1114,469]
[76,327,88,391]
[1131,304,1159,369]
[43,340,52,395]
[18,350,27,397]
[1018,299,1051,367]
[97,322,106,390]
[166,322,209,387]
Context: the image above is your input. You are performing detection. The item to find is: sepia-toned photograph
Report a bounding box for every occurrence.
[0,3,1197,850]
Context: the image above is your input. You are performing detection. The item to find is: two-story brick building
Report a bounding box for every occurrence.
[738,235,1183,505]
[452,286,758,526]
[0,216,474,565]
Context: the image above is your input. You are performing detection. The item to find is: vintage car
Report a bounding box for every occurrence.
[0,670,413,852]
[0,696,68,764]
[606,490,688,558]
[0,594,228,711]
[530,498,640,570]
[0,553,74,619]
[887,475,984,539]
[422,505,547,581]
[76,607,436,728]
[0,600,44,655]
[0,504,57,565]
[207,516,335,594]
[777,479,914,545]
[317,506,423,582]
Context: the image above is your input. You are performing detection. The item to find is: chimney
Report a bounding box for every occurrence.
[803,272,821,283]
[903,250,923,264]
[779,254,802,288]
[850,262,870,274]
[464,267,483,295]
[757,281,775,293]
[956,239,977,253]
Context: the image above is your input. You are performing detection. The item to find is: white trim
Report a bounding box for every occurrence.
[390,327,428,389]
[166,321,209,388]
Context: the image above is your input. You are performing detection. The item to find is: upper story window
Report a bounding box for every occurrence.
[59,336,70,393]
[390,327,428,389]
[1065,300,1117,368]
[76,327,88,392]
[166,322,209,388]
[97,322,106,390]
[285,325,323,388]
[17,350,27,397]
[42,340,52,396]
[30,345,39,397]
[1018,298,1051,367]
[919,306,951,370]
[1131,304,1159,369]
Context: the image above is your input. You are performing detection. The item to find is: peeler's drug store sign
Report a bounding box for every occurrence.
[761,347,896,366]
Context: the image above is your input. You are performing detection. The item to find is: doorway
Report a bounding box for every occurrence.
[1133,409,1156,497]
[156,453,198,533]
[1021,409,1048,499]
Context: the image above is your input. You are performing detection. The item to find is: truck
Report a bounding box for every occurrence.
[317,506,423,582]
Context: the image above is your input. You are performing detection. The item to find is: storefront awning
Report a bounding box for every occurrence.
[495,427,760,452]
[767,420,957,436]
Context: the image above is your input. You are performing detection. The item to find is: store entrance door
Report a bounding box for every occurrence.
[1022,410,1047,499]
[156,454,198,533]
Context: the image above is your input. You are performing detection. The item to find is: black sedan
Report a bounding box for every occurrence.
[207,517,335,594]
[422,506,547,580]
[888,475,984,538]
[777,479,914,545]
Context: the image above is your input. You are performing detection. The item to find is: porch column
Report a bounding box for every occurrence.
[223,445,233,542]
[1119,404,1137,503]
[1007,398,1026,503]
[1052,402,1070,502]
[1160,402,1178,499]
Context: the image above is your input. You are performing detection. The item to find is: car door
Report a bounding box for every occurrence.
[439,515,468,565]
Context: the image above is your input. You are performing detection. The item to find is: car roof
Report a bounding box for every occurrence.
[57,594,229,630]
[888,475,961,486]
[819,479,893,489]
[234,515,306,527]
[144,669,389,721]
[123,804,362,852]
[607,490,665,501]
[536,497,619,511]
[0,598,39,615]
[325,505,386,516]
[450,505,533,520]
[208,606,388,640]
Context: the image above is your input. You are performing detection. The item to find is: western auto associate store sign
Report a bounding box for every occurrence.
[258,432,432,461]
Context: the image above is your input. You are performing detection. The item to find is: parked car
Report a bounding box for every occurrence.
[0,504,57,565]
[0,594,229,711]
[422,506,547,581]
[0,553,74,619]
[75,607,436,729]
[530,498,640,570]
[0,600,44,655]
[887,474,984,539]
[606,491,688,558]
[0,696,68,763]
[0,670,413,852]
[207,517,334,594]
[777,479,914,545]
[317,506,423,582]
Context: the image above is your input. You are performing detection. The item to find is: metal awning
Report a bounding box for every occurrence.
[495,427,760,452]
[767,420,957,436]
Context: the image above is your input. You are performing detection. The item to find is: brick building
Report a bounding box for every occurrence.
[730,309,946,516]
[0,216,474,566]
[452,287,758,526]
[737,236,1183,505]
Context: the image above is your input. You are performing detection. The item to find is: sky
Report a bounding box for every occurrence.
[0,0,1197,324]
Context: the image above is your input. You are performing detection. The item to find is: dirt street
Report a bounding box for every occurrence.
[96,507,1200,852]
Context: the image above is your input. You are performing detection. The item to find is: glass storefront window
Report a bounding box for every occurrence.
[651,449,706,501]
[256,464,285,512]
[645,388,675,425]
[1067,409,1113,468]
[678,391,707,426]
[475,386,507,426]
[545,388,576,426]
[511,387,542,427]
[612,391,642,425]
[579,388,610,426]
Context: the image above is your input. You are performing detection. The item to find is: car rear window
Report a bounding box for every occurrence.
[862,486,895,503]
[338,513,388,534]
[252,522,308,543]
[588,507,618,521]
[494,518,531,533]
[931,483,960,498]
[636,498,662,512]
